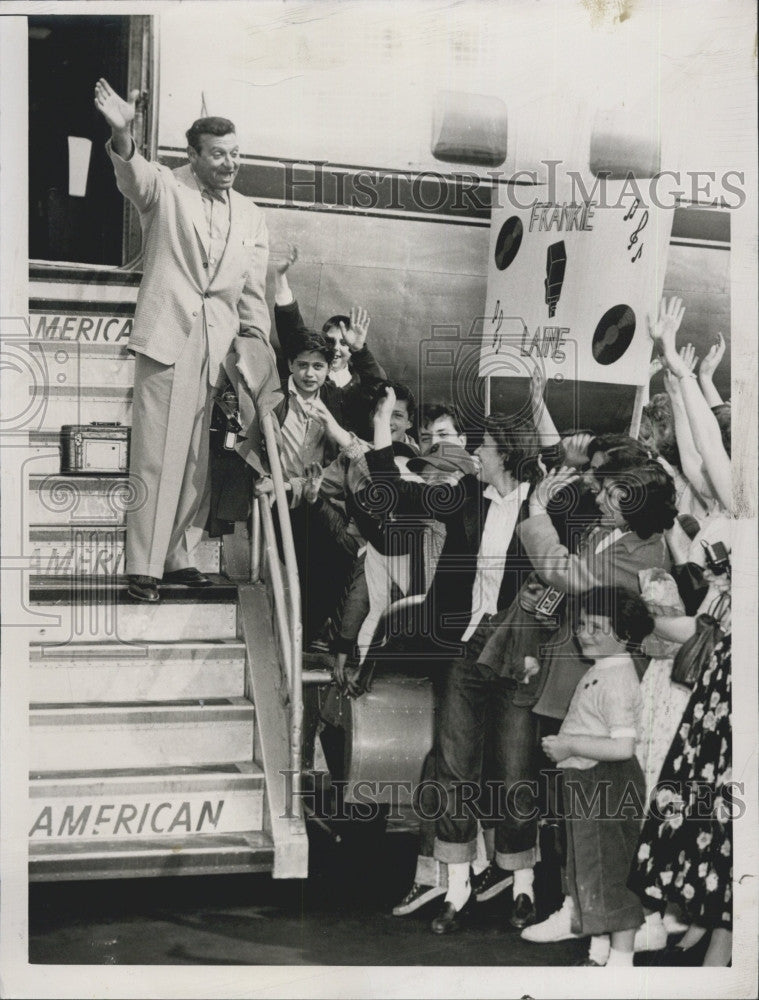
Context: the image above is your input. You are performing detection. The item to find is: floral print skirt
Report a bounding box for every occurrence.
[628,632,732,930]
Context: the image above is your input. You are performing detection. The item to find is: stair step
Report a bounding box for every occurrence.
[28,831,274,881]
[27,526,220,576]
[30,262,141,300]
[28,473,130,524]
[29,762,264,842]
[30,639,245,702]
[29,573,237,602]
[30,698,255,770]
[30,386,132,429]
[27,339,134,387]
[27,594,238,642]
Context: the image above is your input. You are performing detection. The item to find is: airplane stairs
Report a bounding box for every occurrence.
[17,263,307,881]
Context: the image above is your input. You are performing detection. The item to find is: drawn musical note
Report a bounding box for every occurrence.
[623,198,640,222]
[627,209,649,251]
[631,245,643,263]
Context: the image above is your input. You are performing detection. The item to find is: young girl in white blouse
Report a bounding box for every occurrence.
[532,585,655,967]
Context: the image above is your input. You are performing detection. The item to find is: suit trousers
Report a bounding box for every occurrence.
[126,317,213,578]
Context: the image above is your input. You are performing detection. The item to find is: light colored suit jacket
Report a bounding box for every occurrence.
[107,141,270,372]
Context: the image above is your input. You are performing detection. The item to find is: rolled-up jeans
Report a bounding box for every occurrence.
[434,634,539,869]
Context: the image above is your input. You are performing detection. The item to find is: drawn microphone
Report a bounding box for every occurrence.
[544,240,567,318]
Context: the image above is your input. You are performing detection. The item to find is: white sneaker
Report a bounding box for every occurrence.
[520,897,582,943]
[633,917,668,952]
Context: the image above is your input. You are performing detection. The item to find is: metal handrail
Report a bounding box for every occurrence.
[257,411,304,814]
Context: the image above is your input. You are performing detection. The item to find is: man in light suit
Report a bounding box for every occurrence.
[94,79,272,602]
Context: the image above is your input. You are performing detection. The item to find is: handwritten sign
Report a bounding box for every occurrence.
[481,176,674,386]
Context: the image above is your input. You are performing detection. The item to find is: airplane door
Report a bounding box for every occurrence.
[28,13,155,266]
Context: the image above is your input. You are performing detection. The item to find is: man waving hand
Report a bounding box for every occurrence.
[95,79,272,601]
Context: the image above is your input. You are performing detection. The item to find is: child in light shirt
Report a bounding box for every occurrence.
[532,585,654,967]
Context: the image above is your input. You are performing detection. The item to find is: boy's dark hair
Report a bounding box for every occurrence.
[593,458,677,539]
[711,403,731,457]
[587,432,651,467]
[285,330,336,366]
[482,414,542,483]
[580,586,655,647]
[368,380,417,428]
[322,315,351,335]
[186,117,236,152]
[420,403,463,435]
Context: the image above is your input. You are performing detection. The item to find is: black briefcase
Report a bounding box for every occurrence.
[60,421,130,474]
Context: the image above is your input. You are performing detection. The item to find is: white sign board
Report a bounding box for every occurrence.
[480,177,675,386]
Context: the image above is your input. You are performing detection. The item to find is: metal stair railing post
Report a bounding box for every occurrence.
[259,410,304,816]
[249,493,263,583]
[258,495,293,686]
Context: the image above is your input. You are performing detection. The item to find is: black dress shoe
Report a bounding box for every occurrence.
[509,893,537,930]
[431,900,469,935]
[162,567,213,587]
[127,575,160,602]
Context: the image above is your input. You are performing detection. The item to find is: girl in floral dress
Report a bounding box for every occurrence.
[628,616,732,965]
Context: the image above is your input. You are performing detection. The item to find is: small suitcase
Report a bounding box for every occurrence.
[60,422,130,474]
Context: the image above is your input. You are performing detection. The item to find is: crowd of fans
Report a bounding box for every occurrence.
[250,252,732,968]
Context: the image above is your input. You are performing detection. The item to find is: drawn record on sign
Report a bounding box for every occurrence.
[481,175,675,386]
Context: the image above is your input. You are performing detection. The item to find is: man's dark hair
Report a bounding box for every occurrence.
[322,315,351,335]
[285,330,336,366]
[579,586,655,647]
[420,403,463,435]
[186,117,236,153]
[368,380,417,428]
[482,414,542,483]
[593,458,677,539]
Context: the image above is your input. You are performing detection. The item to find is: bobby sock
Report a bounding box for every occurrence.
[513,866,534,901]
[472,826,488,877]
[606,947,633,966]
[589,934,611,966]
[444,861,471,911]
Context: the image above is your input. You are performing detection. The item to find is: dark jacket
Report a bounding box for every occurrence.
[357,445,534,659]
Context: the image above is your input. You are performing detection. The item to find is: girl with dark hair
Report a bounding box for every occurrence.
[514,458,676,724]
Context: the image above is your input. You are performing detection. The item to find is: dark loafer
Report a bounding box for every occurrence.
[127,575,160,602]
[162,567,213,587]
[509,893,537,930]
[431,900,469,935]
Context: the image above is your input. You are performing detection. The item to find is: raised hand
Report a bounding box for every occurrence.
[560,432,593,468]
[94,78,139,132]
[679,342,699,374]
[372,384,396,423]
[647,296,686,375]
[343,306,370,352]
[530,463,580,514]
[699,332,726,380]
[273,243,298,276]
